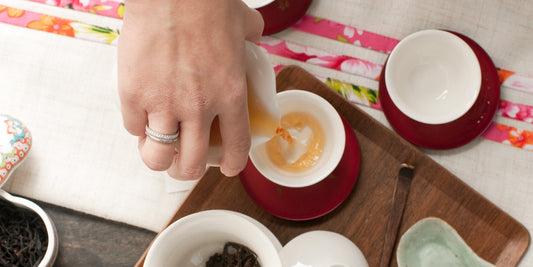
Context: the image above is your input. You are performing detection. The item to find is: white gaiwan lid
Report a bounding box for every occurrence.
[279,230,369,267]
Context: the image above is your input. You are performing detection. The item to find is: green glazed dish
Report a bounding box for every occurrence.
[397,217,494,267]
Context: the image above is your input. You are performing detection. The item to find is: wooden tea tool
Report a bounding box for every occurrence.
[379,163,415,267]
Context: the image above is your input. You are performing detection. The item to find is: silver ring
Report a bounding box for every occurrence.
[145,125,179,144]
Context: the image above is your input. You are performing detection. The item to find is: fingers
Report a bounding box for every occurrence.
[139,113,179,171]
[243,4,264,43]
[120,99,148,136]
[217,83,252,177]
[167,116,211,180]
[118,0,259,181]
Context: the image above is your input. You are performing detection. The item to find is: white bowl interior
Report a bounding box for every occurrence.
[144,210,281,267]
[249,90,346,188]
[385,29,481,124]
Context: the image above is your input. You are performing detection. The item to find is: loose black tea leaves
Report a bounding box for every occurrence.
[0,198,48,267]
[206,242,261,267]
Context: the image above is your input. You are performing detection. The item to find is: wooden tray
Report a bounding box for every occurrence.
[136,66,529,267]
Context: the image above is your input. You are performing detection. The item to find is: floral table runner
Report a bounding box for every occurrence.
[1,2,532,150]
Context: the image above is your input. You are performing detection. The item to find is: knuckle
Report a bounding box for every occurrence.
[140,144,174,171]
[142,157,171,171]
[221,158,247,177]
[231,137,252,155]
[183,88,210,112]
[220,81,247,105]
[221,136,251,176]
[178,164,205,180]
[118,85,143,104]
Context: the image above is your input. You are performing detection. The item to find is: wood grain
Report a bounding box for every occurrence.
[379,165,414,267]
[136,66,529,267]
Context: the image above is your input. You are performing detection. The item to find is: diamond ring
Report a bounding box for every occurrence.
[145,125,179,144]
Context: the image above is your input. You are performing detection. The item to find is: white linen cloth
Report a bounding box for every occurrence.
[0,0,532,264]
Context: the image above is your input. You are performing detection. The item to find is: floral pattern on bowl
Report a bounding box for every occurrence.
[0,114,32,187]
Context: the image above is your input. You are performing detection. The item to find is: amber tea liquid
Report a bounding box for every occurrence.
[209,79,280,147]
[265,111,325,173]
[208,81,324,174]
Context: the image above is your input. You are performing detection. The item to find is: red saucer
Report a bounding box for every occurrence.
[258,0,312,35]
[379,31,500,150]
[239,117,360,221]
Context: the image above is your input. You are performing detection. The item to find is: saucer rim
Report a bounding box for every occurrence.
[384,29,482,125]
[378,31,500,150]
[258,0,313,35]
[239,117,360,221]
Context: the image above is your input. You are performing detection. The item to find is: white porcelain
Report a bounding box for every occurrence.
[279,230,368,267]
[242,0,275,9]
[244,41,281,148]
[397,217,494,267]
[0,189,58,267]
[385,29,481,124]
[206,41,280,166]
[146,210,370,267]
[249,90,345,188]
[144,210,282,267]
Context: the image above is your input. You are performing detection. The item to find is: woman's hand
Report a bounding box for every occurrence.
[117,0,264,180]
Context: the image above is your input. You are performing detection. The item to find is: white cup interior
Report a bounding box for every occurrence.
[144,210,281,267]
[385,29,481,124]
[249,90,346,188]
[242,0,275,9]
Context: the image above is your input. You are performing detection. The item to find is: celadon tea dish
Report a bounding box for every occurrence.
[397,217,494,267]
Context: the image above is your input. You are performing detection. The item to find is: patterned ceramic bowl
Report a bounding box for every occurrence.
[0,114,32,186]
[0,114,58,267]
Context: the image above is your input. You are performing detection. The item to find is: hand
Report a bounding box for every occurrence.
[117,0,264,180]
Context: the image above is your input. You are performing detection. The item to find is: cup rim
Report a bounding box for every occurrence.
[145,209,281,266]
[384,29,482,125]
[249,90,346,188]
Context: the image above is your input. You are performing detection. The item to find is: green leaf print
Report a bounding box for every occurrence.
[326,78,379,106]
[337,34,349,43]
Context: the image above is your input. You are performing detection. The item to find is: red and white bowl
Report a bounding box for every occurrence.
[379,30,500,150]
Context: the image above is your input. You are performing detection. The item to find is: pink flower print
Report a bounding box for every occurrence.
[498,100,533,124]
